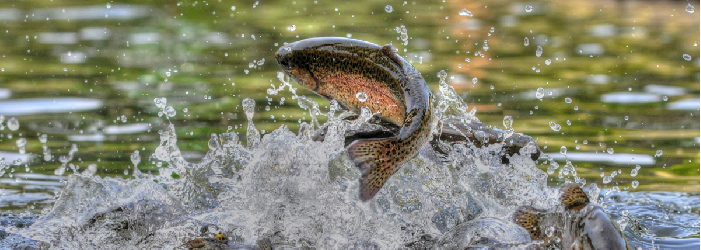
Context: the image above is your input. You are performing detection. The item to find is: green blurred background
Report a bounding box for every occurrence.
[0,0,698,212]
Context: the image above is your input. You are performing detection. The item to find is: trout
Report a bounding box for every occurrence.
[513,184,629,249]
[275,37,433,201]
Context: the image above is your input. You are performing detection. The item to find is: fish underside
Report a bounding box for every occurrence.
[276,37,540,201]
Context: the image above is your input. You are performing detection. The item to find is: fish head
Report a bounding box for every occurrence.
[275,44,319,91]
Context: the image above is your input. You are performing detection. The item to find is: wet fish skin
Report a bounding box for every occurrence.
[512,184,629,250]
[276,37,433,201]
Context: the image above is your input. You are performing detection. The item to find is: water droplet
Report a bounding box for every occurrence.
[631,180,639,189]
[106,3,111,8]
[687,3,695,13]
[287,25,296,32]
[503,116,513,129]
[395,25,409,45]
[524,37,529,46]
[624,116,628,121]
[165,106,176,117]
[39,134,48,143]
[560,146,567,155]
[631,165,641,177]
[183,108,188,113]
[545,226,555,237]
[565,97,572,103]
[243,98,256,120]
[459,9,473,17]
[231,6,236,11]
[472,77,478,84]
[356,92,368,102]
[208,133,220,150]
[536,45,543,57]
[437,70,448,82]
[662,96,668,101]
[607,148,614,154]
[683,54,692,61]
[545,59,551,65]
[566,120,571,126]
[536,87,544,99]
[489,85,494,90]
[654,149,663,157]
[603,175,612,184]
[154,97,167,109]
[385,5,393,13]
[131,150,140,166]
[525,5,533,12]
[54,166,65,176]
[7,117,19,131]
[87,164,97,175]
[574,105,579,111]
[549,121,561,131]
[547,161,559,174]
[16,138,26,148]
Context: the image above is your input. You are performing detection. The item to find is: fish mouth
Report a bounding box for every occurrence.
[275,47,293,71]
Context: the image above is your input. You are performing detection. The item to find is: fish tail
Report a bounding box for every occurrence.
[560,183,590,210]
[347,138,399,201]
[513,206,543,239]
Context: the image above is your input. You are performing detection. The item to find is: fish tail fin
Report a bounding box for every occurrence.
[560,183,590,210]
[347,138,399,201]
[513,206,543,239]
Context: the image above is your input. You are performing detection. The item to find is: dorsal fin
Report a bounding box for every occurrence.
[381,44,404,67]
[560,183,590,210]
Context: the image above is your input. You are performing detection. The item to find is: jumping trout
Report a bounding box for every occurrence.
[275,37,433,201]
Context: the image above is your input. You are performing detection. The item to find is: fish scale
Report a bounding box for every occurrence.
[276,37,433,201]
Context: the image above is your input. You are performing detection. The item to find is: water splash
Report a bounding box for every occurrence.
[7,72,621,249]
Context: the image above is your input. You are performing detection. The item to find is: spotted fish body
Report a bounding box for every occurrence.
[275,37,433,201]
[513,184,629,250]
